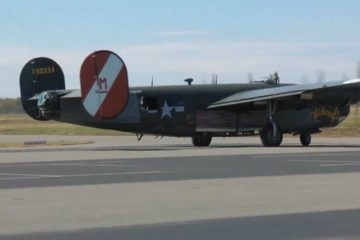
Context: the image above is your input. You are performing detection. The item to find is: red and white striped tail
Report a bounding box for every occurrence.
[80,50,129,119]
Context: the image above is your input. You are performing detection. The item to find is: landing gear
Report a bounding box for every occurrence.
[192,135,212,147]
[300,133,311,146]
[260,124,283,147]
[260,101,283,147]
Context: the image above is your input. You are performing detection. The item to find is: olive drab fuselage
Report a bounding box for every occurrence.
[52,83,351,137]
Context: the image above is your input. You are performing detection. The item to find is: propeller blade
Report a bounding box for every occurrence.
[248,72,253,83]
[356,62,360,120]
[317,70,326,83]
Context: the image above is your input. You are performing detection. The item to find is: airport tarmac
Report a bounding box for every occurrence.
[1,135,360,239]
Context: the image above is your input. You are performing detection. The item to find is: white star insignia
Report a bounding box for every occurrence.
[161,101,174,119]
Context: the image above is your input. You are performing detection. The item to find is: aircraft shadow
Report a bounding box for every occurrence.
[1,144,359,154]
[87,144,360,152]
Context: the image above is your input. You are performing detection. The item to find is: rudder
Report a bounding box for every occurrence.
[80,50,129,119]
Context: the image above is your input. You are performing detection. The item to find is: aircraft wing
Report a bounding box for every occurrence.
[208,78,360,109]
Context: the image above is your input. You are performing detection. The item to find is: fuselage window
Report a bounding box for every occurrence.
[141,97,158,111]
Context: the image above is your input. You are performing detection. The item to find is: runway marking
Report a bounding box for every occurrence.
[0,171,162,181]
[287,160,358,163]
[61,171,162,178]
[0,176,57,181]
[0,173,62,178]
[253,152,360,158]
[41,163,136,167]
[0,173,62,180]
[286,159,360,168]
[320,163,360,167]
[0,162,134,168]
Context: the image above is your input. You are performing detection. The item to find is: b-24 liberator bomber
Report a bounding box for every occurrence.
[20,50,360,147]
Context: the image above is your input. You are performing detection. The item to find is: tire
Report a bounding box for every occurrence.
[192,135,212,147]
[260,124,283,147]
[300,133,311,146]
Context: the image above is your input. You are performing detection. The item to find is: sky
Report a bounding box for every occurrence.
[1,0,360,97]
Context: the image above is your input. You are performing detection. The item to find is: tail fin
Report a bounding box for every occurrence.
[80,50,129,119]
[19,57,65,120]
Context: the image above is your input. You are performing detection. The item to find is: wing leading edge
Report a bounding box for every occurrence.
[208,78,360,109]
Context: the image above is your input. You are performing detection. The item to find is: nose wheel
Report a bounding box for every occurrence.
[300,133,311,146]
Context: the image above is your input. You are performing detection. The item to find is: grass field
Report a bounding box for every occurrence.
[0,109,360,137]
[0,140,95,148]
[0,114,126,136]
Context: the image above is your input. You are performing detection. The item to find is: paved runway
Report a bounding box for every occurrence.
[1,136,360,239]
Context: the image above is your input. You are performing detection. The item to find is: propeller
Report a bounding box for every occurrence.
[341,73,349,81]
[317,70,326,83]
[211,74,218,85]
[355,62,360,120]
[248,72,254,83]
[300,74,309,84]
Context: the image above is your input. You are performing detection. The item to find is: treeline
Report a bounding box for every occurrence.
[0,98,24,114]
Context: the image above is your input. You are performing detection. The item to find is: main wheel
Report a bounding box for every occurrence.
[192,135,212,147]
[260,124,283,147]
[300,133,311,146]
